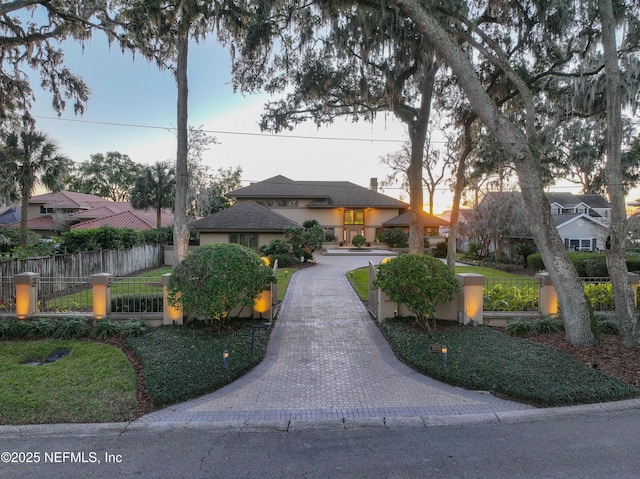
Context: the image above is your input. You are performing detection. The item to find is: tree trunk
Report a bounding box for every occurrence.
[393,0,594,347]
[599,0,639,345]
[173,32,190,266]
[447,122,472,269]
[406,55,438,254]
[20,188,29,247]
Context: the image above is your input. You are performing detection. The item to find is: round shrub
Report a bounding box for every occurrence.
[259,239,290,256]
[374,254,460,336]
[378,228,408,248]
[168,243,276,325]
[352,234,367,248]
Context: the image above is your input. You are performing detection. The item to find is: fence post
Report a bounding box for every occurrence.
[91,273,113,320]
[161,273,183,325]
[628,272,639,306]
[536,272,558,316]
[455,273,485,325]
[14,272,39,319]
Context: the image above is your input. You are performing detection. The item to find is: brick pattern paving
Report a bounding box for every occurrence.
[137,255,533,426]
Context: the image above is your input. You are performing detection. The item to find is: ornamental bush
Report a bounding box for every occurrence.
[378,228,408,248]
[351,234,367,248]
[374,254,460,336]
[168,243,275,326]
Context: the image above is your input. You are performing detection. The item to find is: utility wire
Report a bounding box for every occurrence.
[33,115,411,143]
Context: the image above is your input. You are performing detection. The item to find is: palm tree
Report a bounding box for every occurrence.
[130,161,176,229]
[0,129,71,246]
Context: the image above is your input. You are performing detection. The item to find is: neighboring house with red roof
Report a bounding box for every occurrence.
[71,209,173,230]
[191,175,449,248]
[3,191,174,237]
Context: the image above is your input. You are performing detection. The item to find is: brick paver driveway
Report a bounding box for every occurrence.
[137,254,532,427]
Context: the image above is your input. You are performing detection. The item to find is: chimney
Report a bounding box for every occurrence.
[369,177,378,192]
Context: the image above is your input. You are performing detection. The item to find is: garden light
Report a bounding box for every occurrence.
[441,346,448,367]
[223,350,229,369]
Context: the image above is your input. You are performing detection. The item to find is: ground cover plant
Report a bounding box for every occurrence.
[380,319,638,407]
[124,319,270,408]
[0,340,137,425]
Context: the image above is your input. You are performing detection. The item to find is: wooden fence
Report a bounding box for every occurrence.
[0,244,164,297]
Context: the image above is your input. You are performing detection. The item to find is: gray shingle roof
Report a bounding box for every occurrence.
[383,211,449,227]
[190,201,301,232]
[228,175,409,208]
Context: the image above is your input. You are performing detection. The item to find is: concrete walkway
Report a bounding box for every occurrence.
[136,255,535,429]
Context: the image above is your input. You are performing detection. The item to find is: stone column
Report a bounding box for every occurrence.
[161,273,183,325]
[14,272,39,319]
[91,273,112,320]
[455,273,485,325]
[536,272,558,316]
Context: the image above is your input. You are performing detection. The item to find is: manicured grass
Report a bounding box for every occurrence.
[125,320,269,408]
[0,340,137,425]
[347,268,369,300]
[277,267,295,302]
[455,265,528,278]
[381,319,638,406]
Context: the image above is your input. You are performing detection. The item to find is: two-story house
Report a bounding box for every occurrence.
[190,175,448,249]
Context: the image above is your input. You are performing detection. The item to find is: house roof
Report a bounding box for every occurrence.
[70,210,173,230]
[229,175,409,209]
[29,191,111,210]
[552,213,607,230]
[545,192,611,209]
[71,202,136,219]
[0,206,20,225]
[5,215,64,231]
[190,201,300,232]
[383,211,450,228]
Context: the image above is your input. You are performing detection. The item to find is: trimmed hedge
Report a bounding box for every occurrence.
[60,226,172,253]
[528,252,640,277]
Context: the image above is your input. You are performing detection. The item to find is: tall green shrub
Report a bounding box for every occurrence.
[378,228,408,248]
[374,254,460,336]
[168,243,276,325]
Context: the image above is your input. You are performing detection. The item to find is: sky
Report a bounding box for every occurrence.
[29,33,431,208]
[30,28,629,215]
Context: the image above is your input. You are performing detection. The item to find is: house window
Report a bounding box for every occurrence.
[229,233,258,250]
[565,238,594,251]
[344,209,364,225]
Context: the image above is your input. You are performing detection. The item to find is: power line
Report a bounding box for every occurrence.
[33,115,408,144]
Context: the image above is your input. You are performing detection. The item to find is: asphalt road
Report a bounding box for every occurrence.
[1,408,639,479]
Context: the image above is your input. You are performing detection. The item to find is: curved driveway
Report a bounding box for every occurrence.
[137,254,533,427]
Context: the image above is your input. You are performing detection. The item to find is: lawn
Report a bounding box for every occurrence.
[0,340,137,425]
[347,263,529,294]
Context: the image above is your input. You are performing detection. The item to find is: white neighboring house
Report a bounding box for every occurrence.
[465,192,611,254]
[546,193,611,252]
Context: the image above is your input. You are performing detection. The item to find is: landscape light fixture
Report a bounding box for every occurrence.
[223,350,229,369]
[441,346,448,367]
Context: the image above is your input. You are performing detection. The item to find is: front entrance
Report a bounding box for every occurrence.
[347,229,362,245]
